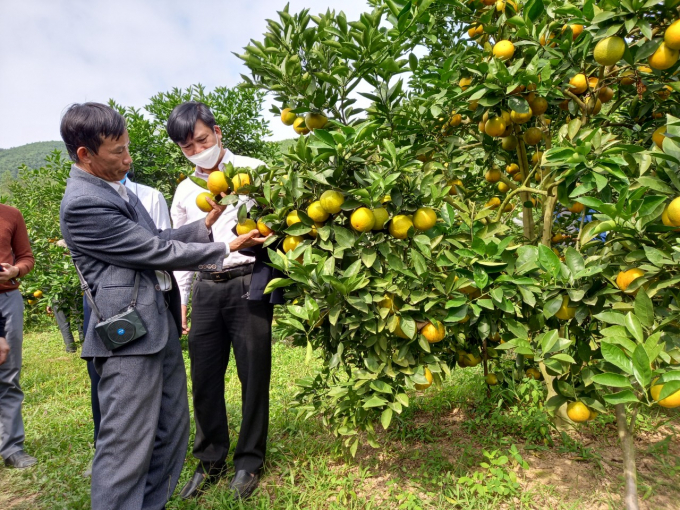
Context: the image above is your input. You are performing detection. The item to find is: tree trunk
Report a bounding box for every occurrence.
[615,403,640,510]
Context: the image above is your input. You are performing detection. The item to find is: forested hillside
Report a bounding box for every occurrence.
[0,141,66,177]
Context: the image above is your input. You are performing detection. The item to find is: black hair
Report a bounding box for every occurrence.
[166,101,216,144]
[60,103,126,163]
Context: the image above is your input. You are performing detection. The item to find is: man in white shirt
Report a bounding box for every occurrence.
[168,102,272,501]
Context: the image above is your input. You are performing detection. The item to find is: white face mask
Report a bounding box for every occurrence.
[184,133,222,169]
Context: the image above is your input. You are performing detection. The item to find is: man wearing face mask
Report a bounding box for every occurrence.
[168,102,282,501]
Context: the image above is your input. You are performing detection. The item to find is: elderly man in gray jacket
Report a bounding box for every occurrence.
[59,102,266,510]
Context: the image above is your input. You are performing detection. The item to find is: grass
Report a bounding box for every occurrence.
[1,328,680,509]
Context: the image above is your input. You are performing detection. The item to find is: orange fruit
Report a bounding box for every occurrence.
[599,86,614,103]
[594,36,626,66]
[307,201,330,223]
[665,19,680,50]
[651,383,680,408]
[207,171,230,195]
[389,215,413,239]
[350,207,375,232]
[568,202,585,214]
[493,40,515,60]
[555,295,577,320]
[195,192,215,212]
[485,117,506,137]
[280,108,297,126]
[421,321,446,343]
[414,368,434,390]
[567,402,591,423]
[569,74,588,94]
[305,112,328,130]
[616,268,645,291]
[529,97,548,116]
[523,127,543,145]
[485,168,502,183]
[413,207,437,231]
[232,173,251,194]
[502,135,518,151]
[293,117,310,135]
[236,218,257,236]
[486,197,501,209]
[653,126,667,149]
[257,220,273,236]
[282,235,303,253]
[649,42,679,70]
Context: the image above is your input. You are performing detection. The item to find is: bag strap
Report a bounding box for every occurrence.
[72,260,103,322]
[130,272,141,308]
[73,262,142,320]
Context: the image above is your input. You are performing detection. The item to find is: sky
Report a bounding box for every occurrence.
[0,0,372,149]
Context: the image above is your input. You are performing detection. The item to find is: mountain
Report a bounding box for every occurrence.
[0,141,67,178]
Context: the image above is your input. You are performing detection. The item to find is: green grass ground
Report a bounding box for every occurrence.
[1,329,679,509]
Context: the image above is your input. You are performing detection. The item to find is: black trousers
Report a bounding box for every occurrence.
[188,273,273,474]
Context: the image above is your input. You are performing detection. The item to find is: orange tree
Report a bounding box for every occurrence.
[238,1,680,507]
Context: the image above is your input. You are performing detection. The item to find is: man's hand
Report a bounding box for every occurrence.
[181,305,190,335]
[229,230,270,252]
[204,193,228,230]
[0,337,9,366]
[0,264,19,283]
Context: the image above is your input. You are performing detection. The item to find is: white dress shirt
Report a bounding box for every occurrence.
[105,178,173,291]
[124,178,172,230]
[171,148,265,306]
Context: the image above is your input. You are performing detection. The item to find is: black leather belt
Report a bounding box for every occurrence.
[199,263,254,283]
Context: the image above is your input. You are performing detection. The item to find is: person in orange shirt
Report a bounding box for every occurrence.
[0,203,36,469]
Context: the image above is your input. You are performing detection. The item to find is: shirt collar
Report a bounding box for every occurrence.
[193,147,234,180]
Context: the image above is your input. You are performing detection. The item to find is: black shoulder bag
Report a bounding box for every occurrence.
[74,262,148,351]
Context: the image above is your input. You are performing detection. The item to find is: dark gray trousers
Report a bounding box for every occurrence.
[188,274,273,474]
[0,290,25,460]
[91,311,189,510]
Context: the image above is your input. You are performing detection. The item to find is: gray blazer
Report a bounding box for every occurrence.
[60,166,226,358]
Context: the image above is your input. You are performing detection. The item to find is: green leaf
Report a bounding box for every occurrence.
[285,223,312,235]
[601,342,633,374]
[395,393,409,407]
[625,312,644,343]
[603,390,639,405]
[333,226,355,249]
[594,311,626,326]
[524,0,544,22]
[189,176,209,190]
[508,96,530,114]
[551,353,576,364]
[381,407,393,430]
[537,245,561,276]
[370,380,393,394]
[634,291,654,328]
[592,373,633,388]
[264,278,294,294]
[659,380,680,400]
[362,395,388,408]
[632,344,651,389]
[564,247,585,275]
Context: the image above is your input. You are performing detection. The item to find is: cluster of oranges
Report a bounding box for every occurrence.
[280,108,328,135]
[281,190,439,254]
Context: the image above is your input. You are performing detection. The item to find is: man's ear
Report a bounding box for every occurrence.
[214,125,223,143]
[76,146,91,164]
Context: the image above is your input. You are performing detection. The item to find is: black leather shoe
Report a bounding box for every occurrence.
[4,450,37,469]
[179,463,225,500]
[229,470,260,500]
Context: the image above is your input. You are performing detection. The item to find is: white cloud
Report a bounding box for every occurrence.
[0,0,371,149]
